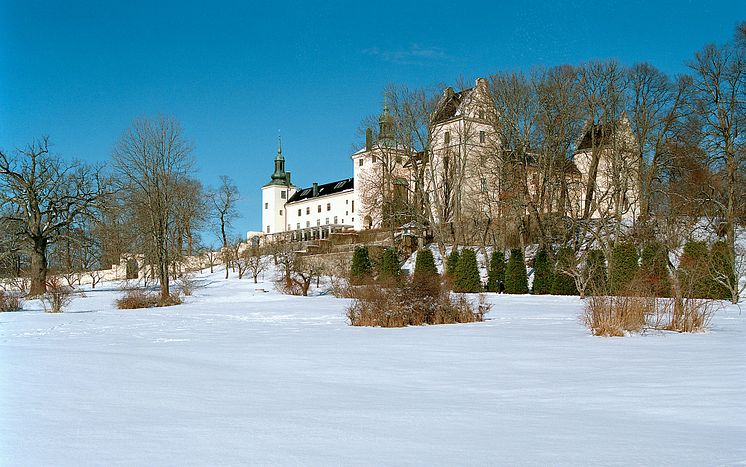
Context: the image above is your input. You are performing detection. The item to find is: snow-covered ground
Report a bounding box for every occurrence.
[1,268,745,466]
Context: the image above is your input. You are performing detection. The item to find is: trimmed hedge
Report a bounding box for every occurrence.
[585,249,608,295]
[446,248,460,277]
[378,247,401,283]
[487,250,506,292]
[609,242,639,294]
[504,248,529,294]
[532,248,553,295]
[551,248,578,295]
[453,248,481,293]
[640,241,671,297]
[350,246,372,284]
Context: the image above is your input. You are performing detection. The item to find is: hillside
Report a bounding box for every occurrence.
[1,267,745,465]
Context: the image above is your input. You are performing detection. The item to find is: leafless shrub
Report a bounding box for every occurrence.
[0,290,23,312]
[347,277,487,327]
[40,277,74,313]
[176,274,198,296]
[116,288,182,309]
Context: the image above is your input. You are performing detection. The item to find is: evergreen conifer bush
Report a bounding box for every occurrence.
[378,247,401,284]
[609,242,639,294]
[585,249,608,295]
[486,250,505,292]
[551,248,578,295]
[504,248,529,294]
[640,242,671,297]
[350,246,372,284]
[532,248,553,295]
[679,240,711,298]
[446,248,460,277]
[709,241,735,300]
[453,248,481,293]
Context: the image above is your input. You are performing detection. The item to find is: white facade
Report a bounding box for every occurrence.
[286,189,356,232]
[261,184,295,234]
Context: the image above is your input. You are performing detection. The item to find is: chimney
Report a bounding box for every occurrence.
[312,182,319,197]
[365,127,372,151]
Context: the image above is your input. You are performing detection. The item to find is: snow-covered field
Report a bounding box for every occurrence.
[1,269,745,466]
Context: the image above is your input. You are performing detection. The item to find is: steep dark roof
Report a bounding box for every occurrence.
[575,121,619,152]
[286,178,354,203]
[432,87,474,124]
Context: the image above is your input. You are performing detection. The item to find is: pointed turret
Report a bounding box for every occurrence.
[266,134,292,187]
[378,98,396,148]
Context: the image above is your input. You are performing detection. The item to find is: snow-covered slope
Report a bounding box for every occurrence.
[1,269,744,466]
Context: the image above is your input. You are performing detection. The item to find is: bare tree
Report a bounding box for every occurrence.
[0,138,103,295]
[112,115,193,300]
[210,176,239,278]
[689,38,745,304]
[242,246,267,283]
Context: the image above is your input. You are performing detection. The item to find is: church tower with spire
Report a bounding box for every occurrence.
[261,135,295,234]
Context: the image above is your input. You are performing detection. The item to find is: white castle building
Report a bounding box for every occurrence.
[256,78,640,243]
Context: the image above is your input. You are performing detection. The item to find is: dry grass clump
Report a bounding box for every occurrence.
[0,290,24,312]
[116,289,182,309]
[583,295,651,336]
[347,277,489,327]
[583,294,717,336]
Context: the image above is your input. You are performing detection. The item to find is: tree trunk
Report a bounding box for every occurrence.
[29,238,48,296]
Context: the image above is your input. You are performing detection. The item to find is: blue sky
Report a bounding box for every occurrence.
[0,0,741,243]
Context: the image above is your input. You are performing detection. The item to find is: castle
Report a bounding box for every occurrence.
[255,78,640,244]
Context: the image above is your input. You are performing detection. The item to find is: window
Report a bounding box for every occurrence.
[479,109,485,119]
[306,207,310,215]
[359,158,364,167]
[325,217,329,225]
[306,221,310,228]
[279,210,283,215]
[341,219,344,224]
[296,223,300,230]
[346,199,348,204]
[297,209,301,216]
[317,205,321,213]
[351,217,354,223]
[266,225,270,233]
[372,155,377,163]
[345,211,348,216]
[316,219,320,226]
[287,224,291,230]
[334,216,338,224]
[480,131,486,143]
[481,178,487,193]
[352,200,354,212]
[281,190,286,199]
[444,131,450,144]
[326,203,331,211]
[264,202,268,209]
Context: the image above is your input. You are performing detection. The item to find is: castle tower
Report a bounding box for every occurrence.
[261,136,295,234]
[378,99,396,148]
